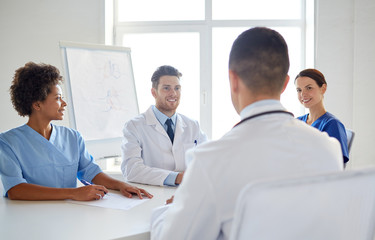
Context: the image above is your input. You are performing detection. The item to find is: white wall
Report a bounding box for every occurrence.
[315,0,354,128]
[0,0,104,132]
[0,0,374,167]
[352,0,375,167]
[316,0,375,168]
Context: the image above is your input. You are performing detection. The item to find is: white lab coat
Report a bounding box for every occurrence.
[151,101,343,240]
[121,106,207,186]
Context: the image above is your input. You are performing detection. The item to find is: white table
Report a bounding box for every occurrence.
[0,175,175,240]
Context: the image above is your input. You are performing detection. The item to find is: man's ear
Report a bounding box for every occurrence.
[229,69,239,94]
[281,75,290,94]
[151,87,157,98]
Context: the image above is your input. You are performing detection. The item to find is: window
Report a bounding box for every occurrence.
[212,0,301,20]
[120,32,200,121]
[109,0,314,139]
[117,0,204,21]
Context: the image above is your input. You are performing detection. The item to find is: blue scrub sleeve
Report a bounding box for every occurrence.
[0,140,27,196]
[75,132,102,182]
[322,120,349,163]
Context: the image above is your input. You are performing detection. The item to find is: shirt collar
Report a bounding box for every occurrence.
[240,99,281,120]
[152,105,177,125]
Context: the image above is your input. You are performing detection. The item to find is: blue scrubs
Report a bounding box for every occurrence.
[0,124,102,197]
[298,112,349,163]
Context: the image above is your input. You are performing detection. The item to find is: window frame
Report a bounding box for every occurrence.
[109,0,312,139]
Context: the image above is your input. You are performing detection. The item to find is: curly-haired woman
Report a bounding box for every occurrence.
[0,62,152,201]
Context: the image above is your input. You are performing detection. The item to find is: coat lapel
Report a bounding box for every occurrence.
[174,114,186,142]
[145,106,171,140]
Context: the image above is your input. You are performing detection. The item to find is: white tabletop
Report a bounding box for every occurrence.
[0,175,175,240]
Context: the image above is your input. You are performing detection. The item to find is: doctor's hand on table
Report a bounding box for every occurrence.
[175,172,184,185]
[73,184,109,201]
[91,172,153,200]
[74,182,153,201]
[164,171,184,204]
[165,195,174,205]
[117,181,154,199]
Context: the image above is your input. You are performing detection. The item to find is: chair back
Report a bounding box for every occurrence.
[230,168,375,240]
[346,129,355,153]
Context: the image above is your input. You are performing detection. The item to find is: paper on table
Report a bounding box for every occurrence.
[68,191,149,210]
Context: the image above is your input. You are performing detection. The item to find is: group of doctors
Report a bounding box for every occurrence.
[120,66,349,189]
[0,27,348,240]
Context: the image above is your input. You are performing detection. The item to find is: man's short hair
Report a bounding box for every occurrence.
[229,27,290,95]
[151,65,182,89]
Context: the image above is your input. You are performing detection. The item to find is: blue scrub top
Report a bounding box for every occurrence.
[0,124,102,197]
[298,112,349,163]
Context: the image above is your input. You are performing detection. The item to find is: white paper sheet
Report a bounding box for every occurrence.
[65,47,139,141]
[68,191,149,210]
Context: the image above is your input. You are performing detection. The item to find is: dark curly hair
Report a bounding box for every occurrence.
[151,65,182,89]
[10,62,63,117]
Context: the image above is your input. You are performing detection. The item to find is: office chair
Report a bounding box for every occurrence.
[346,129,355,153]
[229,168,375,240]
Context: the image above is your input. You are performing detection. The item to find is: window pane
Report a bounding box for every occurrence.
[274,27,304,119]
[212,27,303,139]
[122,32,200,121]
[213,0,301,20]
[212,28,244,139]
[118,0,204,21]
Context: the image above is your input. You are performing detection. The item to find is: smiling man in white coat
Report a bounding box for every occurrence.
[150,27,343,239]
[121,65,207,186]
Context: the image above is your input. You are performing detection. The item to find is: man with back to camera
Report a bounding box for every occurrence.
[121,65,207,186]
[150,27,343,239]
